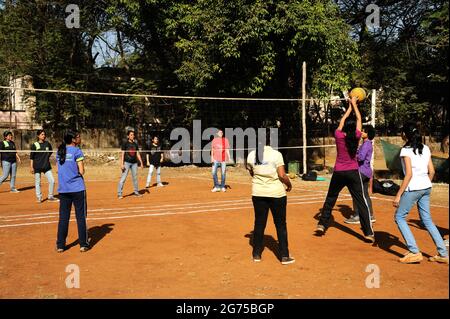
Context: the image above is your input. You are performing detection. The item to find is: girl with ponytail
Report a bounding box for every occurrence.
[55,130,90,253]
[316,95,375,243]
[393,122,448,264]
[246,128,294,265]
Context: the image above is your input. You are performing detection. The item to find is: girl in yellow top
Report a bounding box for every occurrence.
[246,130,294,265]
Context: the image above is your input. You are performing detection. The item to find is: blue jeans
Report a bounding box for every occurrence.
[212,161,226,188]
[35,170,55,199]
[0,161,17,190]
[395,188,448,257]
[146,164,161,186]
[117,162,139,196]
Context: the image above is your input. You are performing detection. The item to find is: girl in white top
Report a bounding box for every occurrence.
[393,122,448,264]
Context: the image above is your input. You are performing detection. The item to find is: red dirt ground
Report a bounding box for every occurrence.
[0,165,448,298]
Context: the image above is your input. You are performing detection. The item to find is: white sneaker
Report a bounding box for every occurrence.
[36,197,42,203]
[157,183,164,187]
[221,187,226,192]
[48,197,59,203]
[211,187,220,192]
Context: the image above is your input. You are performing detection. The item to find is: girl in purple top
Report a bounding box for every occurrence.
[316,96,375,243]
[345,125,376,224]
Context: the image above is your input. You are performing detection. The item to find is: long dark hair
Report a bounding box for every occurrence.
[255,128,274,165]
[57,130,78,165]
[401,121,424,155]
[343,118,358,158]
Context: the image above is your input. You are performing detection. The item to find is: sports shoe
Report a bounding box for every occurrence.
[221,187,226,192]
[80,246,90,252]
[48,197,59,203]
[145,184,150,188]
[56,247,64,253]
[399,251,423,264]
[315,224,326,234]
[281,256,295,265]
[444,239,449,247]
[157,183,164,187]
[10,189,20,193]
[364,235,375,243]
[36,197,42,203]
[428,255,449,264]
[253,254,262,262]
[134,193,143,197]
[344,215,360,224]
[344,215,376,224]
[211,187,220,192]
[118,195,123,199]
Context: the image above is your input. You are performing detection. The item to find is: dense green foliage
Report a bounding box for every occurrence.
[0,0,447,136]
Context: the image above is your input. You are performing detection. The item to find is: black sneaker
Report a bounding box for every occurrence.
[281,257,295,265]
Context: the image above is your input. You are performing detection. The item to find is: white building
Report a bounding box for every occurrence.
[0,75,41,129]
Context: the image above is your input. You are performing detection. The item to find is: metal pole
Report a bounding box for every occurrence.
[302,62,307,174]
[370,89,376,191]
[371,89,376,128]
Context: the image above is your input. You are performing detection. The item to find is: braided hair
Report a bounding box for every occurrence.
[57,130,79,165]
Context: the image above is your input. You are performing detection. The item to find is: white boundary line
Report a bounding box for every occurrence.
[0,198,352,228]
[0,196,331,222]
[0,194,336,219]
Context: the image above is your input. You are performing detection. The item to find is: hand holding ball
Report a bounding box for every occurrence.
[349,87,367,102]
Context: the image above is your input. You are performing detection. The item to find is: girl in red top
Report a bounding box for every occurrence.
[211,129,230,192]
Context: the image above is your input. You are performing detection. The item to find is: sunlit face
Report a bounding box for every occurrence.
[401,132,407,141]
[38,131,46,141]
[73,134,81,145]
[153,137,159,144]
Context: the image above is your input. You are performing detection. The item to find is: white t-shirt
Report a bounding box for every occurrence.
[247,146,286,198]
[400,145,433,191]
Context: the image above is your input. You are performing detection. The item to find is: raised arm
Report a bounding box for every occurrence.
[350,96,362,132]
[337,102,353,131]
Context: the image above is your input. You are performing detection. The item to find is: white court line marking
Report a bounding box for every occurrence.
[295,187,449,209]
[0,198,352,228]
[0,197,326,222]
[370,196,449,209]
[0,193,339,219]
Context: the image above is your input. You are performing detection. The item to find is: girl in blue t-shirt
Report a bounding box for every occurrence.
[55,131,89,253]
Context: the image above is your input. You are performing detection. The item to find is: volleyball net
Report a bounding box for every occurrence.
[0,85,376,172]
